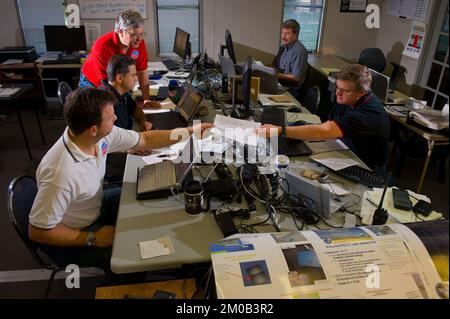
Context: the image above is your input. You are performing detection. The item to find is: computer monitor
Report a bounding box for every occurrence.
[369,68,389,102]
[252,65,279,94]
[231,57,252,119]
[221,29,237,64]
[173,27,191,60]
[44,25,86,53]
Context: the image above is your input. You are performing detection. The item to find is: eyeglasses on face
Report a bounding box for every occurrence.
[126,30,146,39]
[335,86,356,94]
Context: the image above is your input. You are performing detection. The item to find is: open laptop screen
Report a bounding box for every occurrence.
[174,136,200,183]
[178,86,203,122]
[369,68,389,102]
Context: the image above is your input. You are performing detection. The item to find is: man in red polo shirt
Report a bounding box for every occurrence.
[80,10,159,108]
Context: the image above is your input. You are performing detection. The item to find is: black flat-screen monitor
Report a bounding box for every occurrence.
[173,27,191,59]
[224,29,237,64]
[231,57,252,119]
[44,25,86,52]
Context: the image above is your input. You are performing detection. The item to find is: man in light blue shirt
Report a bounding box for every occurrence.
[273,19,308,100]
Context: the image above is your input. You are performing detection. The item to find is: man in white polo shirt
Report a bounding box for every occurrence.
[29,87,212,270]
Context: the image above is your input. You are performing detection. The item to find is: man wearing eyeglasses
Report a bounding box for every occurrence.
[79,10,160,109]
[257,64,390,175]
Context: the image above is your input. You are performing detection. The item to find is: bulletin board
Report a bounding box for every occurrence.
[79,0,147,19]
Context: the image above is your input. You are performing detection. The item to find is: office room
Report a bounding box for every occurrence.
[0,0,448,304]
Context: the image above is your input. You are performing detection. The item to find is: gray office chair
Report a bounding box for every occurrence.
[358,48,386,73]
[301,86,321,114]
[57,81,72,108]
[7,175,63,298]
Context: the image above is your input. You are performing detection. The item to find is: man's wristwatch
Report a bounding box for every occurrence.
[281,125,286,138]
[86,232,96,247]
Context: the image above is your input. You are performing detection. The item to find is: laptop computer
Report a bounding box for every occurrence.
[136,136,199,200]
[262,107,312,157]
[147,84,204,130]
[154,64,198,101]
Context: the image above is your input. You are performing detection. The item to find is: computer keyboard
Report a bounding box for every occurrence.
[162,59,179,71]
[333,165,385,188]
[262,107,285,126]
[262,107,312,156]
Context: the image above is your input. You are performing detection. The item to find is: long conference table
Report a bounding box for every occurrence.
[110,88,377,274]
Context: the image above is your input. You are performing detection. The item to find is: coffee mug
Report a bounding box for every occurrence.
[184,180,203,216]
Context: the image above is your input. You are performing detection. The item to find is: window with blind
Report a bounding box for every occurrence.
[283,0,324,52]
[16,0,66,54]
[156,0,200,56]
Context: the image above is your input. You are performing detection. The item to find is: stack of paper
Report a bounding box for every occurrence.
[212,114,261,146]
[258,94,298,106]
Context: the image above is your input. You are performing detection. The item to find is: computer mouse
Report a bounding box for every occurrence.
[289,120,308,126]
[287,107,302,113]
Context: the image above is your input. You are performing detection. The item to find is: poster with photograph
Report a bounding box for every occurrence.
[210,223,447,299]
[403,21,427,59]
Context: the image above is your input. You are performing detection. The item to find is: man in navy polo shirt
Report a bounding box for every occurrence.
[257,64,390,175]
[80,10,160,109]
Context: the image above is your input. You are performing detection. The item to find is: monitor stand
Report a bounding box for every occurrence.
[230,107,251,120]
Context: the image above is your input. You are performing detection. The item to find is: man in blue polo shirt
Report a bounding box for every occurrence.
[272,19,308,100]
[257,64,390,175]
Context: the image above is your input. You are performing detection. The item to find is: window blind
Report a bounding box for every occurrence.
[17,0,66,54]
[156,0,199,55]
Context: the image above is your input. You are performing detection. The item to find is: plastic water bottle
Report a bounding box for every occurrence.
[274,155,289,179]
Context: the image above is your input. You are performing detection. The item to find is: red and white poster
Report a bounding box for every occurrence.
[403,21,427,59]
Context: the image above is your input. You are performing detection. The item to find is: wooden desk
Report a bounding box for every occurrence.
[386,108,449,193]
[95,278,196,299]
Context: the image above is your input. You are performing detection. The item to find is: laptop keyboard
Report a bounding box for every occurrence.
[262,107,312,156]
[162,60,179,70]
[138,161,176,192]
[262,107,286,126]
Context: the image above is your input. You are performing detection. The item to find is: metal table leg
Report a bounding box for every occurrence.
[34,106,46,145]
[417,140,434,193]
[15,107,33,160]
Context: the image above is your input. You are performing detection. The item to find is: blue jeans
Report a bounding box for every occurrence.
[37,188,122,271]
[78,71,96,88]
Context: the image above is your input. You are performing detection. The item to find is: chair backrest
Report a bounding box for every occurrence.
[302,86,321,114]
[7,175,54,269]
[58,81,73,107]
[358,48,386,73]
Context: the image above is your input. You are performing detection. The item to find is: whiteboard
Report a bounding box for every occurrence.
[79,0,147,19]
[388,0,429,21]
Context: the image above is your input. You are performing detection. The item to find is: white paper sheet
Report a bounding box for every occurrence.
[0,88,20,97]
[143,109,171,114]
[258,93,298,106]
[139,236,174,259]
[306,139,349,154]
[1,59,24,65]
[310,151,360,171]
[212,114,261,146]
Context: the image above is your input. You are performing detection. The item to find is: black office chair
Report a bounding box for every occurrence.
[301,86,321,114]
[358,48,386,73]
[7,175,63,298]
[57,81,72,108]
